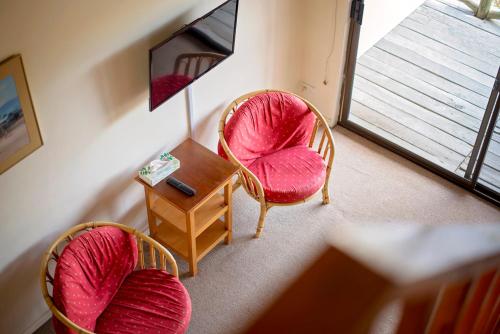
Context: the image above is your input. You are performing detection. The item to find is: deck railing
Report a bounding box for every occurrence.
[458,0,500,19]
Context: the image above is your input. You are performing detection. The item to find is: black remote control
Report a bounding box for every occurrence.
[166,177,197,196]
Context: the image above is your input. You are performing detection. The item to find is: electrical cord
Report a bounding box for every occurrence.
[323,0,339,85]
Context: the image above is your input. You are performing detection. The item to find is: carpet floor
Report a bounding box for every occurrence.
[35,126,500,334]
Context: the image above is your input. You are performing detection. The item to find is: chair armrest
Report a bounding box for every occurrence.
[218,128,266,204]
[309,119,335,169]
[80,221,179,277]
[132,227,179,277]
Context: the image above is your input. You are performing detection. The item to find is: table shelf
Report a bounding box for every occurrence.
[154,219,228,262]
[151,193,228,237]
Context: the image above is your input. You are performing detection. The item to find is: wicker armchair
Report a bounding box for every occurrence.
[218,89,335,238]
[40,221,190,334]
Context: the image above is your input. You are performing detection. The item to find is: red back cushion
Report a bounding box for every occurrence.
[52,226,138,333]
[218,92,316,166]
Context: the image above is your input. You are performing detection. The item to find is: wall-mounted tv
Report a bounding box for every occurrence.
[149,0,239,111]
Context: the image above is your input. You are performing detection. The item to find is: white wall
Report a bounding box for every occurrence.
[297,0,425,127]
[358,0,425,57]
[0,0,303,332]
[299,0,352,126]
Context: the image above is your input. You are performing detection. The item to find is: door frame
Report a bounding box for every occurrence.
[338,0,500,206]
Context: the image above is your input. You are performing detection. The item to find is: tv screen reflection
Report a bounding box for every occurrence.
[150,0,238,110]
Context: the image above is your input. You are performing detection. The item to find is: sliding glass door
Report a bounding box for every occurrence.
[468,70,500,199]
[339,0,500,204]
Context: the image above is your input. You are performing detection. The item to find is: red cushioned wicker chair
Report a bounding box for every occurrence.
[218,89,335,238]
[40,221,191,334]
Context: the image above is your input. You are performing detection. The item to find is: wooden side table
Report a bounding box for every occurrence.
[135,139,239,276]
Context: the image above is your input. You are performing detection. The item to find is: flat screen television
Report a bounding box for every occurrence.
[149,0,239,111]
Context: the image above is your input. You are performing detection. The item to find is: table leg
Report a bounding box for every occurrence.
[144,187,157,236]
[224,181,233,244]
[186,211,198,276]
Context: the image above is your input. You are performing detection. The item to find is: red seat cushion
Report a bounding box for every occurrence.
[218,92,316,166]
[95,269,192,334]
[247,146,326,203]
[52,226,138,333]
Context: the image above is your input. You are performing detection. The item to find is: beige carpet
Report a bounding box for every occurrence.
[35,126,500,334]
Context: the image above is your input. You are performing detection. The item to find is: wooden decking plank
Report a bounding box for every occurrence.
[493,137,500,148]
[353,100,500,186]
[359,55,487,124]
[415,5,500,54]
[364,46,500,138]
[482,182,500,193]
[400,17,500,68]
[392,25,497,76]
[456,155,500,191]
[485,152,500,173]
[354,67,477,149]
[408,10,500,61]
[493,131,500,143]
[486,137,500,156]
[375,38,492,98]
[352,89,468,164]
[350,102,461,171]
[447,140,500,192]
[349,113,456,169]
[383,32,495,87]
[478,165,500,193]
[353,83,471,156]
[428,0,500,37]
[436,0,474,15]
[365,47,489,110]
[353,64,500,167]
[482,113,500,153]
[456,152,470,175]
[457,168,500,193]
[434,0,475,15]
[460,149,500,172]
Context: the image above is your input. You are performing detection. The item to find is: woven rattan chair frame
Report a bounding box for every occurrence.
[218,89,335,238]
[40,221,179,334]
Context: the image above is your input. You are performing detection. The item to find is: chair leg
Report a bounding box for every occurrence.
[255,203,268,238]
[322,183,330,205]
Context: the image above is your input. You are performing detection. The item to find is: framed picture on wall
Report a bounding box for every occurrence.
[0,54,42,174]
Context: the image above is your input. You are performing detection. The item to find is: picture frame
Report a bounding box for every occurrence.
[0,54,42,174]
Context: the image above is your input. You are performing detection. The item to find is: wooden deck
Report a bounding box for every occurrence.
[350,0,500,192]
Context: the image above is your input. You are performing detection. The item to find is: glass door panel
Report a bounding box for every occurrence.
[473,70,500,197]
[478,113,500,194]
[340,0,500,204]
